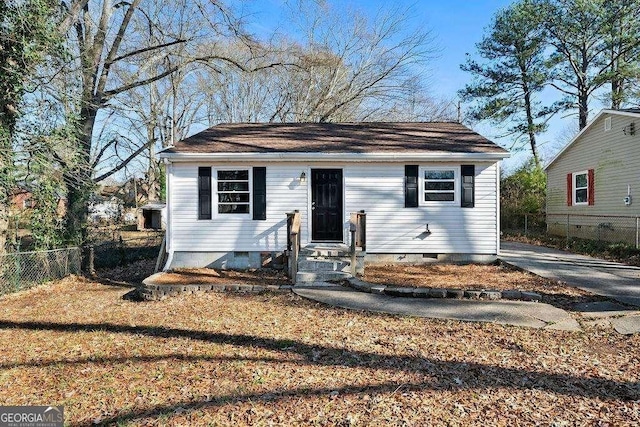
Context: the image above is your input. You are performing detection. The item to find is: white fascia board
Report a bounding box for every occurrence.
[544,109,640,171]
[158,151,510,163]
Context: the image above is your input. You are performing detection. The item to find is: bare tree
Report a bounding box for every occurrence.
[40,0,251,243]
[204,1,439,124]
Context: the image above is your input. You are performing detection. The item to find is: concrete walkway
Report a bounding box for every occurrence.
[500,241,640,334]
[500,241,640,306]
[294,285,581,331]
[291,242,640,334]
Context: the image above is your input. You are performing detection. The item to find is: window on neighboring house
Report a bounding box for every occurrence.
[217,169,250,214]
[421,167,457,204]
[604,116,612,131]
[573,171,588,205]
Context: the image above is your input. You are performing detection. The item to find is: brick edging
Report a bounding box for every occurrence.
[140,273,292,301]
[347,277,541,302]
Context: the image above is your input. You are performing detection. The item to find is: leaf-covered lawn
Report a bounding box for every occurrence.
[0,275,638,426]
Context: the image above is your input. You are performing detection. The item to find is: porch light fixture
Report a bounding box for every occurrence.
[299,171,306,182]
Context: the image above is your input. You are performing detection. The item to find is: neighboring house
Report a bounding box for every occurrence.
[10,190,34,212]
[88,193,123,223]
[545,109,640,244]
[9,189,66,217]
[158,122,509,274]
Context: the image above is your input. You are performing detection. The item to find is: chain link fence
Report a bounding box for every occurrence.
[90,234,164,270]
[0,247,82,296]
[501,212,547,235]
[547,213,640,248]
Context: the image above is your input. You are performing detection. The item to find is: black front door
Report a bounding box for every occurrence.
[311,169,343,241]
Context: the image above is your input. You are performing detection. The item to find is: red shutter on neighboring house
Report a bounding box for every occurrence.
[587,168,595,206]
[566,173,573,206]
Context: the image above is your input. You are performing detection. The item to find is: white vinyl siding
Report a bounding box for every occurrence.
[167,161,499,255]
[169,163,308,252]
[345,163,497,254]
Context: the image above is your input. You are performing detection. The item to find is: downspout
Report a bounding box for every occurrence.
[496,161,501,256]
[162,158,173,271]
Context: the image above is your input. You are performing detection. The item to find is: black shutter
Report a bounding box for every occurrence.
[253,167,267,220]
[198,167,212,219]
[404,165,419,208]
[461,165,475,208]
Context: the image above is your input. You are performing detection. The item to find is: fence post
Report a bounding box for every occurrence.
[566,213,570,248]
[14,252,21,291]
[88,245,96,277]
[524,214,528,235]
[636,217,639,249]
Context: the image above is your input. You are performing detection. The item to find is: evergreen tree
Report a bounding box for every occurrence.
[460,1,550,166]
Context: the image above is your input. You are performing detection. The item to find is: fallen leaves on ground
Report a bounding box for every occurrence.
[0,271,637,426]
[364,263,604,309]
[151,268,290,286]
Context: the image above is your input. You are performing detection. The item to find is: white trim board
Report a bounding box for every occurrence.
[158,151,509,163]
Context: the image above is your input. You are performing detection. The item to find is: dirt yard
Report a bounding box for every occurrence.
[364,263,603,308]
[0,273,637,426]
[151,268,290,286]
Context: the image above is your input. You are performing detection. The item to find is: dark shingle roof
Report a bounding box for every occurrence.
[163,122,508,155]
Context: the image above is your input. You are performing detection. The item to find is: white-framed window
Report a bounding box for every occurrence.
[216,168,251,215]
[420,166,458,204]
[573,171,588,205]
[604,116,612,131]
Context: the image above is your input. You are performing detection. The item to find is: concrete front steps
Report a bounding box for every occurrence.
[295,244,364,285]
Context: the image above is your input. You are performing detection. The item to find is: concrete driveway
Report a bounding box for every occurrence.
[500,241,640,307]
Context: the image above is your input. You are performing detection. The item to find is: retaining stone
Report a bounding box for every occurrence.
[464,290,482,299]
[385,287,414,297]
[413,288,431,298]
[447,289,465,299]
[520,291,542,302]
[369,285,386,294]
[501,290,522,300]
[429,288,447,298]
[481,290,501,300]
[350,278,372,293]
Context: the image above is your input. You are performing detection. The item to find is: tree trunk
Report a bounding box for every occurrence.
[0,128,13,255]
[578,92,589,130]
[522,79,541,168]
[0,203,7,255]
[63,103,97,246]
[146,125,159,202]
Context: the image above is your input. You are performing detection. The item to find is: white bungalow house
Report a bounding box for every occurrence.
[158,122,509,282]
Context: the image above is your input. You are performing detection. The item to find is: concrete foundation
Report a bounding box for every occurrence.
[168,250,496,271]
[364,253,497,265]
[168,251,286,270]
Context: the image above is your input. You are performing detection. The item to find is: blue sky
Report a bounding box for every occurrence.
[241,0,588,172]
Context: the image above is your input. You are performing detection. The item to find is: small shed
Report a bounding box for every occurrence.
[137,202,166,231]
